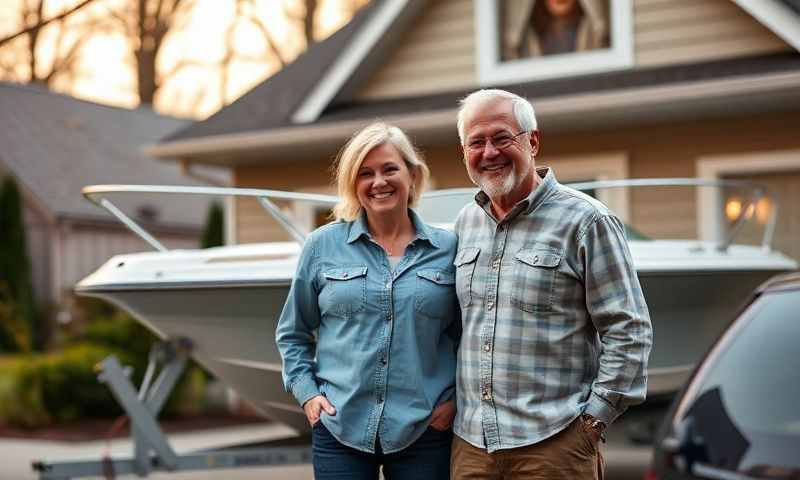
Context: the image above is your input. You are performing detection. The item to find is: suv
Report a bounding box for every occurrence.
[645,272,800,480]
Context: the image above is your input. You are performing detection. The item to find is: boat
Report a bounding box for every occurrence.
[75,179,797,432]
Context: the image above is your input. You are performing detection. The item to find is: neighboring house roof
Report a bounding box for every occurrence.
[0,82,226,230]
[150,0,800,164]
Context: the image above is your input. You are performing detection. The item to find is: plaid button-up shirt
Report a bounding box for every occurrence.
[453,168,652,452]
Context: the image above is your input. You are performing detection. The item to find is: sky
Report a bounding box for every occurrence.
[0,0,361,118]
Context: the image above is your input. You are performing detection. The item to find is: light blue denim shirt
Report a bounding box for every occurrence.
[276,209,459,454]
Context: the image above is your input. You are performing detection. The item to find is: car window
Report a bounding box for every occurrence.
[672,289,800,476]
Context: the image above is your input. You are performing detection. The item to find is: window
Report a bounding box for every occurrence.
[474,0,634,85]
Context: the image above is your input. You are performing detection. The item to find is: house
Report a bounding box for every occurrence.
[147,0,800,261]
[0,82,229,309]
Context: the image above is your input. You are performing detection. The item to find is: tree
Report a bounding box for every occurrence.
[200,201,224,249]
[0,176,39,351]
[0,0,100,88]
[103,0,198,105]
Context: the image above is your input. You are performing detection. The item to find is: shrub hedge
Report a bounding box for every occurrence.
[0,312,207,428]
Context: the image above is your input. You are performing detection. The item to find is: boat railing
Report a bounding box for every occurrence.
[82,185,339,252]
[82,177,779,253]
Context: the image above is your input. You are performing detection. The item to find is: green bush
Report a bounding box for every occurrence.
[0,312,208,427]
[0,344,118,427]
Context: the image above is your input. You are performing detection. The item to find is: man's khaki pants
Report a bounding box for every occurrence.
[450,419,604,479]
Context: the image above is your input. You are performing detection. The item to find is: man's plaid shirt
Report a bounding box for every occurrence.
[453,168,652,452]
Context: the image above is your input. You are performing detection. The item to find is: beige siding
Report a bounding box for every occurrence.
[356,0,475,100]
[354,0,790,101]
[634,0,790,67]
[58,225,200,301]
[233,162,334,243]
[234,112,800,245]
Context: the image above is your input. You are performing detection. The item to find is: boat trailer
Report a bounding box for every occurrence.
[32,339,311,479]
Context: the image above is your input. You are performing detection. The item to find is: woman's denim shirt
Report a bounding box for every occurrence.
[276,209,459,454]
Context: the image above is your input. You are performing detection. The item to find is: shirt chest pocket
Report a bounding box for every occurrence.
[510,247,562,313]
[320,266,368,318]
[454,247,480,308]
[414,269,456,319]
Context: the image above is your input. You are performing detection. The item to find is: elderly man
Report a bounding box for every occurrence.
[451,89,652,479]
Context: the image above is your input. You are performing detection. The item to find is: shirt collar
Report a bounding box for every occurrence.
[346,208,439,249]
[474,167,558,219]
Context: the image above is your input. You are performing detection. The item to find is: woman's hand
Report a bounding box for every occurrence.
[429,400,456,431]
[303,395,337,426]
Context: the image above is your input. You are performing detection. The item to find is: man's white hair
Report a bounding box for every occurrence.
[456,89,538,143]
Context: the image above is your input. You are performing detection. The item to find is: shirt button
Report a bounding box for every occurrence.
[492,259,500,270]
[377,395,384,404]
[482,389,491,400]
[487,301,494,310]
[381,357,387,365]
[386,282,391,289]
[533,255,539,264]
[483,343,491,352]
[343,272,348,278]
[435,272,441,281]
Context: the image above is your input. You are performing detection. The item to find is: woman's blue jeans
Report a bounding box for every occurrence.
[311,422,452,480]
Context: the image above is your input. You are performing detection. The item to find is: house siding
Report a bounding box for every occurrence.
[232,111,800,252]
[57,223,201,302]
[23,199,53,305]
[233,164,334,244]
[355,0,790,101]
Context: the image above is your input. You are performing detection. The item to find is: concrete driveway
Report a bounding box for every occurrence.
[0,423,651,480]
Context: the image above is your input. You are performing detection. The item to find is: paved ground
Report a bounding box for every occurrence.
[1,423,652,479]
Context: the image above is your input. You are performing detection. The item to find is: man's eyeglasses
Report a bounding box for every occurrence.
[463,131,528,154]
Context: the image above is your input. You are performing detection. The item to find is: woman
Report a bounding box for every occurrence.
[276,122,459,479]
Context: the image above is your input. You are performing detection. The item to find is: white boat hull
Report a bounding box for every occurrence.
[76,240,796,431]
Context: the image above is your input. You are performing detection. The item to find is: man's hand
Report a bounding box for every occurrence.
[429,400,456,431]
[303,395,336,426]
[580,414,606,444]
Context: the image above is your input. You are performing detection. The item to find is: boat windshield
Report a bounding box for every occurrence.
[417,189,651,241]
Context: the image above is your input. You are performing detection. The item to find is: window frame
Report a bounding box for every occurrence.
[473,0,635,86]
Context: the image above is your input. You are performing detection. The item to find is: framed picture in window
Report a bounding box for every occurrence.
[474,0,633,85]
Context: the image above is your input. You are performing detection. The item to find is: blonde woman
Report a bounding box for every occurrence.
[276,122,458,479]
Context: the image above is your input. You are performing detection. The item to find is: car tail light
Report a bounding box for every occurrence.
[643,467,659,480]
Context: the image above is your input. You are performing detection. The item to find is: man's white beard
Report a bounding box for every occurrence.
[469,160,531,200]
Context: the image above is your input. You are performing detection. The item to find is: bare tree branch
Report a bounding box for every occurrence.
[0,0,97,47]
[242,0,286,66]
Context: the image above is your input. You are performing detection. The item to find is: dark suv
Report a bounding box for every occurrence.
[646,272,800,480]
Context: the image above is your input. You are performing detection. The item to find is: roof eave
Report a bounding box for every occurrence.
[732,0,800,51]
[146,69,800,166]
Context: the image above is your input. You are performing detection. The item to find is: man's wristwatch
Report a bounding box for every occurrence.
[581,414,607,441]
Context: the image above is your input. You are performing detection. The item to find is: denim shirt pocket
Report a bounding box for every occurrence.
[414,268,456,319]
[510,247,562,313]
[454,247,480,308]
[320,265,368,318]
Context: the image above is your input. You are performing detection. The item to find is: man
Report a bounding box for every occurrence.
[451,89,652,479]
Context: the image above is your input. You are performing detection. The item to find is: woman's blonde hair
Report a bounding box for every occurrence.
[332,122,429,221]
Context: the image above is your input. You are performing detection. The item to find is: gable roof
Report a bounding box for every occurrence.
[149,0,800,165]
[0,82,226,229]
